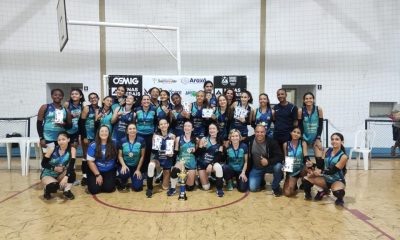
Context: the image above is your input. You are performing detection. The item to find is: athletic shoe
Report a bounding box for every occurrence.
[43,188,51,200]
[63,190,75,200]
[314,190,327,201]
[226,180,234,191]
[272,188,282,197]
[80,177,87,186]
[391,146,396,157]
[167,188,176,196]
[146,189,153,198]
[216,189,224,197]
[335,198,344,206]
[304,192,312,200]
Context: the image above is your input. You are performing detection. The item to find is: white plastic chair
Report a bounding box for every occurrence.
[349,129,376,170]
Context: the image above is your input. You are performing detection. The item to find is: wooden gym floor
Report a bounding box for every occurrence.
[0,158,399,240]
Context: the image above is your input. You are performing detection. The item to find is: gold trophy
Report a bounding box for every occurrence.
[177,158,188,201]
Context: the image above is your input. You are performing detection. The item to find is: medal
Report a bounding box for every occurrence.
[128,139,136,158]
[128,152,133,157]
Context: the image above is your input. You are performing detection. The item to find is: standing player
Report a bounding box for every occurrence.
[231,90,254,141]
[95,96,114,137]
[80,92,100,186]
[187,90,208,138]
[212,95,231,147]
[170,93,186,137]
[298,92,324,168]
[111,95,135,147]
[41,132,76,200]
[111,85,127,111]
[156,90,174,121]
[252,93,274,138]
[203,80,217,108]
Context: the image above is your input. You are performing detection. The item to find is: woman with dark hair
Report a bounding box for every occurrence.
[146,119,175,198]
[298,92,324,168]
[187,90,208,138]
[80,92,100,185]
[87,125,118,194]
[37,88,71,150]
[170,93,186,137]
[149,87,161,109]
[212,95,231,147]
[116,123,145,192]
[156,90,174,121]
[64,89,85,147]
[224,88,237,107]
[203,80,217,108]
[197,122,225,197]
[302,133,348,206]
[95,96,114,134]
[282,127,310,197]
[112,85,127,111]
[231,90,254,141]
[41,131,76,200]
[111,95,135,147]
[252,93,274,138]
[135,95,157,174]
[223,129,248,192]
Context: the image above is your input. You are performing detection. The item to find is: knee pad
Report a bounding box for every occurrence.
[213,163,223,178]
[171,167,181,178]
[67,172,76,183]
[333,189,345,199]
[202,183,210,191]
[186,185,195,191]
[147,162,156,177]
[302,179,313,191]
[46,182,59,193]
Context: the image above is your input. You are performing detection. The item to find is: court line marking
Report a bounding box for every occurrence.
[0,182,40,204]
[92,191,250,214]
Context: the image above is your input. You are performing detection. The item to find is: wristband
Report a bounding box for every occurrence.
[95,174,100,177]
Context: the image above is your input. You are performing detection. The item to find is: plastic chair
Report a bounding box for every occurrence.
[25,137,42,174]
[349,130,376,170]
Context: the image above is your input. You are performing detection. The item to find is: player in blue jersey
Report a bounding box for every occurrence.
[223,129,249,192]
[187,90,208,138]
[170,93,187,137]
[64,88,85,147]
[298,92,324,169]
[135,95,158,174]
[169,120,198,195]
[116,123,145,192]
[80,92,100,186]
[197,122,225,197]
[41,131,76,200]
[212,95,232,147]
[95,96,114,134]
[149,87,161,110]
[87,125,118,194]
[231,90,254,141]
[302,133,348,206]
[204,80,217,108]
[282,127,310,197]
[156,90,174,121]
[37,89,71,150]
[224,88,237,107]
[111,85,127,111]
[252,93,274,138]
[111,95,135,147]
[145,119,176,198]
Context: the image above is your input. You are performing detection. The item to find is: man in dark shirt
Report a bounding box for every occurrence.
[273,89,298,150]
[248,124,284,196]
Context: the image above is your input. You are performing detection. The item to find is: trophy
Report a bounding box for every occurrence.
[177,158,188,201]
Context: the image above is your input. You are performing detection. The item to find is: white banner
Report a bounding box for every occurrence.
[142,75,213,103]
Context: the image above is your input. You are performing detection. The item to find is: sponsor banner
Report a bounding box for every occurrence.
[213,75,247,101]
[143,76,213,103]
[108,75,143,98]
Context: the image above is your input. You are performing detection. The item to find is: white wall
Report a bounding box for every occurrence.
[0,0,399,147]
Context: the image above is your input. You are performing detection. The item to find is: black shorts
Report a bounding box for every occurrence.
[68,132,80,145]
[393,125,400,141]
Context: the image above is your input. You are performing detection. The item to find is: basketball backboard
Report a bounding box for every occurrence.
[57,0,68,52]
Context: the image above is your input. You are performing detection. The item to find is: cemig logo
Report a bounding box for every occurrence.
[113,77,139,85]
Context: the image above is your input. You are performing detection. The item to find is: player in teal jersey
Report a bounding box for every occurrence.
[168,120,198,195]
[95,96,114,134]
[223,129,249,192]
[149,87,161,110]
[282,127,310,197]
[41,132,76,200]
[64,88,85,147]
[302,133,348,206]
[155,90,174,121]
[37,89,71,150]
[80,92,100,186]
[298,92,324,169]
[111,85,127,111]
[116,123,145,192]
